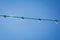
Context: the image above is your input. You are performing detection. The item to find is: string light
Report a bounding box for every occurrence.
[3,15,7,18]
[19,17,25,22]
[38,18,42,21]
[2,15,7,20]
[37,18,42,23]
[0,15,60,24]
[54,20,59,24]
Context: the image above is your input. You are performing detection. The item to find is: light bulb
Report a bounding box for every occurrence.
[37,18,42,23]
[54,20,59,24]
[2,15,6,20]
[38,18,41,21]
[19,17,24,22]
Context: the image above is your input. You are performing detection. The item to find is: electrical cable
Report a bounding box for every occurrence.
[0,15,60,24]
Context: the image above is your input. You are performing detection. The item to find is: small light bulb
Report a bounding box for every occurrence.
[2,15,6,20]
[3,15,6,18]
[38,18,41,21]
[54,20,59,24]
[37,18,42,23]
[19,17,24,22]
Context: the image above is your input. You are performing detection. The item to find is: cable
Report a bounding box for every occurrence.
[0,15,60,24]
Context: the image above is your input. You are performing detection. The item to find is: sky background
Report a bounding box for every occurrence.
[0,0,60,40]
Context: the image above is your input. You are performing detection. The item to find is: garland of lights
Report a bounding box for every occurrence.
[0,15,60,24]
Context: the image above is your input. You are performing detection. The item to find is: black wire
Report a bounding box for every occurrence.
[0,15,60,22]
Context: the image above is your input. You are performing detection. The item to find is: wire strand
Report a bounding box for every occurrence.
[0,15,60,22]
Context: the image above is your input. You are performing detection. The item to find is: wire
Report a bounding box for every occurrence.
[0,15,60,23]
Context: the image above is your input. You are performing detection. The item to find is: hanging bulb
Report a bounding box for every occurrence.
[21,17,24,19]
[2,15,6,20]
[3,15,6,18]
[54,20,59,24]
[38,18,41,21]
[37,18,42,23]
[19,17,25,22]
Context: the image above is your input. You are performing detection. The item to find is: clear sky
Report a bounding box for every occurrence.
[0,0,60,40]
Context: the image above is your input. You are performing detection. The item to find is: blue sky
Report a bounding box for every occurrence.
[0,0,60,40]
